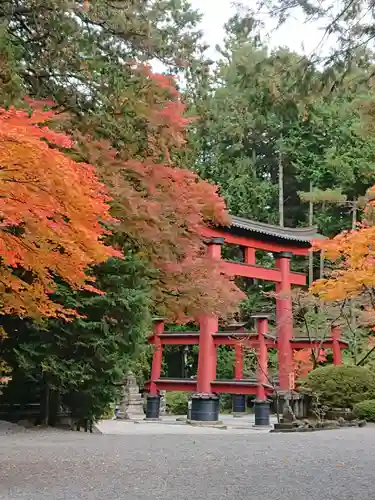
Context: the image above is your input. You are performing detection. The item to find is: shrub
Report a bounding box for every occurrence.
[100,404,115,420]
[166,391,189,415]
[301,365,375,409]
[354,399,375,421]
[220,393,233,412]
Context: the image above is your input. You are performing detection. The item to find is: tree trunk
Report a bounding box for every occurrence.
[351,199,357,362]
[352,199,357,228]
[278,139,284,227]
[319,251,324,279]
[42,372,50,427]
[308,181,314,286]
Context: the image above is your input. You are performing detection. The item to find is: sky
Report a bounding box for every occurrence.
[189,0,331,58]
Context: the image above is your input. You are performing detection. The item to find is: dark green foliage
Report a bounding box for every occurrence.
[0,0,205,151]
[216,346,235,379]
[301,365,375,409]
[219,393,234,412]
[1,256,151,421]
[166,391,189,415]
[353,399,375,422]
[189,10,375,235]
[184,7,375,333]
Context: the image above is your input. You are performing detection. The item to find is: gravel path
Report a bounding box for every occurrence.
[1,426,374,500]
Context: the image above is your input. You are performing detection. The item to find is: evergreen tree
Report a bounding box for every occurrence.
[0,0,205,146]
[188,8,375,234]
[185,7,375,322]
[1,256,151,421]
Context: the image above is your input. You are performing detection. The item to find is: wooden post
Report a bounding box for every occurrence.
[278,135,284,227]
[197,314,218,393]
[234,344,243,380]
[244,247,255,265]
[308,180,314,286]
[150,320,164,394]
[232,325,246,415]
[196,237,223,394]
[331,325,342,365]
[253,314,271,427]
[254,315,269,401]
[276,252,293,391]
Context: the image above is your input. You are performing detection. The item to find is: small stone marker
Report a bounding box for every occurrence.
[118,372,145,420]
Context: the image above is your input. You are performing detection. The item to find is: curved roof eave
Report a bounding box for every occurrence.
[226,215,324,244]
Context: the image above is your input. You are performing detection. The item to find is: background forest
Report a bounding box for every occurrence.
[1,0,375,419]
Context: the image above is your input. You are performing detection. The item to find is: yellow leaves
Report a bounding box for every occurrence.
[0,357,11,377]
[312,207,375,302]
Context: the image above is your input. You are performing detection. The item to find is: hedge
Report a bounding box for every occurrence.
[354,399,375,421]
[166,391,189,415]
[301,365,375,409]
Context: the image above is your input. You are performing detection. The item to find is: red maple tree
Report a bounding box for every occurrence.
[0,104,118,319]
[293,348,327,379]
[311,187,375,308]
[77,66,245,322]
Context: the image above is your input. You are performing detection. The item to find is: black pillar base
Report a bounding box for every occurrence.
[145,394,161,420]
[254,399,270,427]
[190,393,220,422]
[232,394,246,414]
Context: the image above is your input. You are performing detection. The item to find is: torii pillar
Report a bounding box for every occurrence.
[232,343,246,415]
[275,252,294,391]
[192,237,223,422]
[149,319,164,394]
[331,325,343,365]
[146,318,165,420]
[230,245,256,415]
[253,314,271,427]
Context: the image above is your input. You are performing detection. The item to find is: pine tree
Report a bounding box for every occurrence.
[1,256,151,422]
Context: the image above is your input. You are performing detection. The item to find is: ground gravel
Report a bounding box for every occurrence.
[0,420,28,435]
[1,427,374,500]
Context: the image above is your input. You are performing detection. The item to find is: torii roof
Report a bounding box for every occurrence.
[228,216,323,244]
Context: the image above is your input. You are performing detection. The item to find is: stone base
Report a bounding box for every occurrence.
[141,417,162,422]
[254,400,270,427]
[272,426,314,433]
[122,400,145,421]
[145,394,161,420]
[190,393,220,422]
[272,418,367,433]
[275,391,309,420]
[272,425,335,433]
[232,394,246,414]
[186,419,226,429]
[274,422,296,431]
[232,412,247,418]
[326,408,356,421]
[121,416,146,421]
[120,411,146,421]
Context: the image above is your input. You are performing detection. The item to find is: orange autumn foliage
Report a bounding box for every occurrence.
[77,67,245,322]
[312,190,375,306]
[293,348,327,379]
[0,105,118,319]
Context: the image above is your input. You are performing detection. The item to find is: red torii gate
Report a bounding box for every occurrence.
[145,216,348,424]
